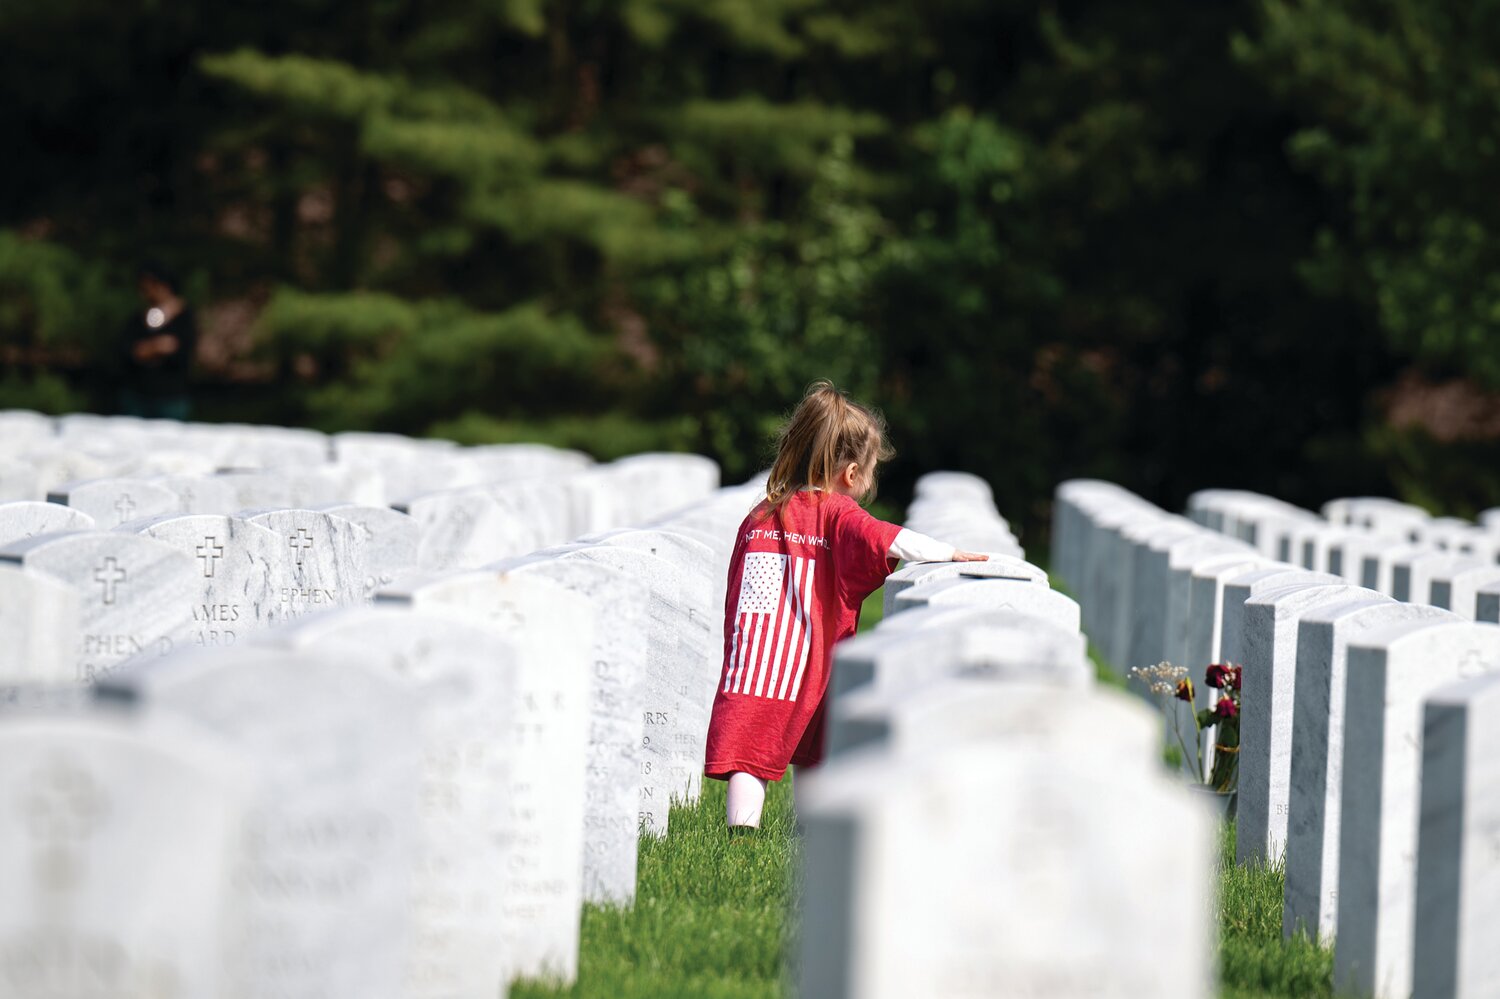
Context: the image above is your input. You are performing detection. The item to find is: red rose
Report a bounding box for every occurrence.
[1215,698,1239,720]
[1206,664,1230,689]
[1175,678,1194,702]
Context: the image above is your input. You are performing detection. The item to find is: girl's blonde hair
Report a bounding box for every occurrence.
[765,380,894,509]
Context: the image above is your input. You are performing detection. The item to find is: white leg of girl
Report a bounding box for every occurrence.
[726,771,769,828]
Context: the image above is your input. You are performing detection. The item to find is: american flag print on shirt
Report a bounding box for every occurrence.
[723,551,818,700]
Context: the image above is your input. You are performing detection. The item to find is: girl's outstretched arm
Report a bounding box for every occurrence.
[887,528,990,563]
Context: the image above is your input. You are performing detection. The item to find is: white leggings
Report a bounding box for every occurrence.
[726,771,769,828]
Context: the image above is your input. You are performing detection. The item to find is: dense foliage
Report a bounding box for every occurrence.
[5,0,1499,533]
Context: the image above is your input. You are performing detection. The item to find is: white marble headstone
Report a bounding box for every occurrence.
[244,508,369,618]
[0,531,196,683]
[375,571,593,984]
[490,553,648,906]
[0,501,95,546]
[541,544,702,835]
[134,514,283,646]
[799,742,1215,999]
[893,577,1082,633]
[1336,619,1500,998]
[0,703,253,999]
[268,607,522,998]
[1282,598,1448,942]
[47,478,179,528]
[881,555,1045,617]
[0,565,81,686]
[1237,581,1367,865]
[1412,672,1500,999]
[100,646,421,999]
[318,503,420,597]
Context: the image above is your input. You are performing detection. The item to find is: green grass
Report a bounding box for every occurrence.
[1216,822,1337,998]
[511,777,799,999]
[516,791,1337,998]
[515,582,1341,999]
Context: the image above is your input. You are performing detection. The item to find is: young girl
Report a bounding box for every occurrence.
[703,381,987,828]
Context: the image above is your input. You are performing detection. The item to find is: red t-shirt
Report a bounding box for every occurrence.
[703,490,902,781]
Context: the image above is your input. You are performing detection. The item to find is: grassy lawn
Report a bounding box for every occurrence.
[511,775,800,999]
[514,782,1336,999]
[515,586,1341,999]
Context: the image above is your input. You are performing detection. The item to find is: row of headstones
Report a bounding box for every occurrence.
[0,415,753,997]
[0,409,718,571]
[897,471,1025,559]
[1191,489,1500,619]
[794,472,1216,999]
[0,494,721,688]
[1053,479,1499,999]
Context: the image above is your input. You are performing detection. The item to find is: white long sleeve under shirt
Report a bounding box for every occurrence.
[889,528,956,563]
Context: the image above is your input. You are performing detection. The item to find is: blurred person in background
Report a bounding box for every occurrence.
[119,262,196,419]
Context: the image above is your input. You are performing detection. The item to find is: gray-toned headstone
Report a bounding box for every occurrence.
[830,607,1088,706]
[403,481,580,572]
[601,452,720,524]
[0,456,38,502]
[0,565,82,686]
[1324,531,1402,584]
[268,607,521,997]
[543,544,702,834]
[332,432,464,503]
[0,701,253,998]
[48,477,180,528]
[0,500,95,546]
[1430,564,1500,619]
[216,465,383,511]
[1218,567,1340,667]
[582,529,720,801]
[200,424,329,469]
[375,572,592,984]
[244,508,369,618]
[490,553,649,906]
[882,555,1045,617]
[0,409,54,451]
[1358,542,1433,596]
[101,645,421,999]
[1181,554,1271,670]
[1412,672,1500,999]
[149,474,239,516]
[23,444,142,497]
[0,531,196,683]
[1336,619,1500,998]
[1283,598,1449,943]
[1125,521,1204,674]
[1237,581,1367,865]
[134,514,283,646]
[893,577,1081,633]
[1103,510,1171,667]
[1391,551,1482,605]
[1166,549,1265,776]
[317,503,420,597]
[831,672,1134,762]
[799,742,1215,999]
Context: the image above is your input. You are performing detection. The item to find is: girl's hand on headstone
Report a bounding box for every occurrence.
[950,550,989,562]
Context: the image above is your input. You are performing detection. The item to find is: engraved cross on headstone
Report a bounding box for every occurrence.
[289,528,314,566]
[1457,648,1491,679]
[22,754,109,893]
[114,493,136,524]
[93,557,126,605]
[197,536,225,578]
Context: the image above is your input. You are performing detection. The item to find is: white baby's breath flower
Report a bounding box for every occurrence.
[1128,661,1188,696]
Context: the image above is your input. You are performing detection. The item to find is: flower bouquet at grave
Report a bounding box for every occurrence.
[1127,661,1242,793]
